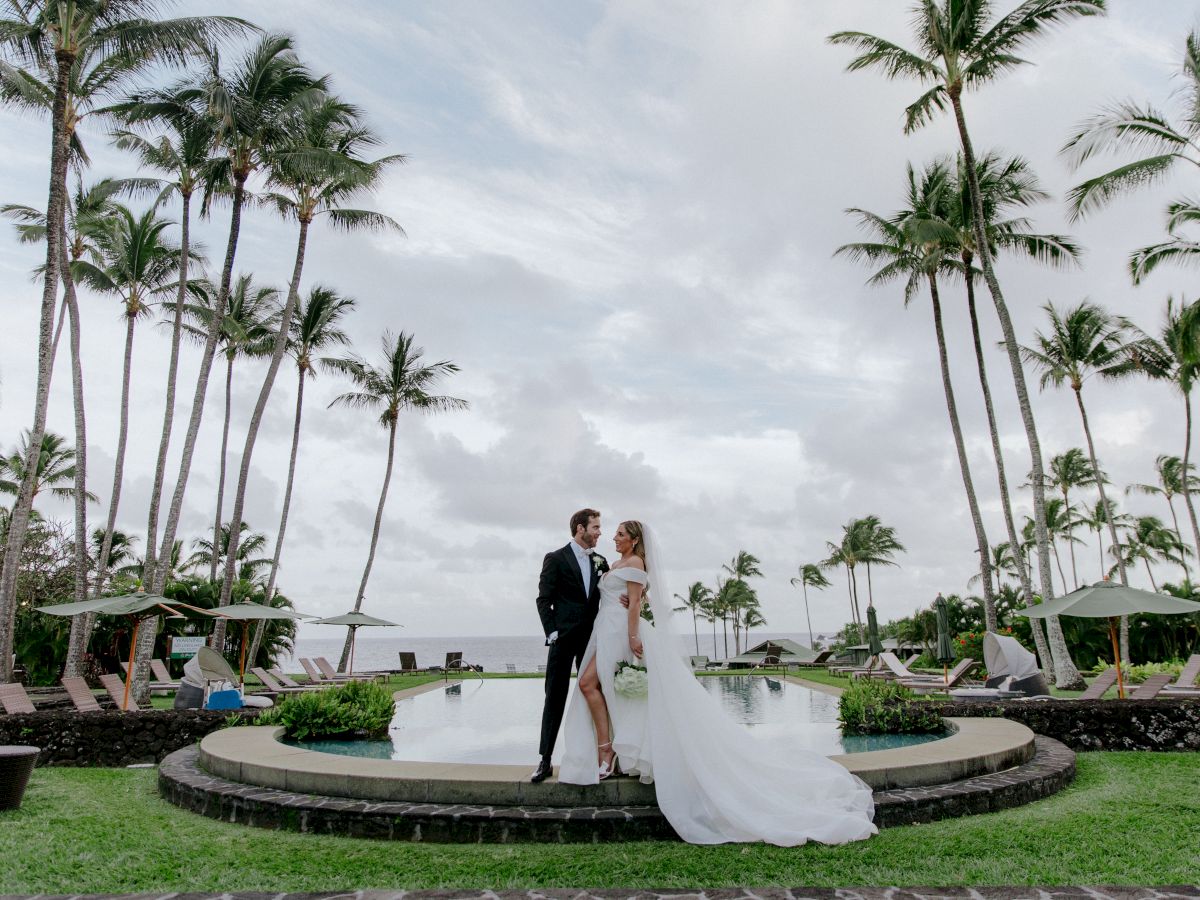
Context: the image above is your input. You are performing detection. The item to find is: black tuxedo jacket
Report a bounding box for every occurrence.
[536,543,607,643]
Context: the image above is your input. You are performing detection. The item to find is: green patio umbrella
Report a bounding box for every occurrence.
[865,605,884,657]
[311,611,402,676]
[36,592,176,710]
[933,593,955,684]
[1017,581,1200,699]
[188,601,314,683]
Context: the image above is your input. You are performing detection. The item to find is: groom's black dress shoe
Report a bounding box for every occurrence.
[530,756,553,783]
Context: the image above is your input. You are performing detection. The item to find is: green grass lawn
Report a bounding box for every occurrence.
[1,752,1196,891]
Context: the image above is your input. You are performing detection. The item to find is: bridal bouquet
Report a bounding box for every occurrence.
[614,660,648,699]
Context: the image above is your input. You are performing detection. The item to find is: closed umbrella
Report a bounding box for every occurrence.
[36,592,175,710]
[933,593,954,684]
[1017,581,1200,698]
[311,611,402,676]
[865,605,884,659]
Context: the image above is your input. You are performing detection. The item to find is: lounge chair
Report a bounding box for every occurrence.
[537,664,547,673]
[1162,654,1200,693]
[61,676,102,711]
[120,659,177,694]
[751,643,786,671]
[0,682,36,714]
[795,649,835,668]
[150,659,181,689]
[398,652,421,673]
[269,667,324,690]
[505,663,517,674]
[1129,673,1176,700]
[855,651,911,680]
[690,655,710,670]
[315,656,377,682]
[1075,668,1119,701]
[831,654,879,676]
[98,673,146,710]
[298,657,356,684]
[898,659,978,694]
[250,667,321,694]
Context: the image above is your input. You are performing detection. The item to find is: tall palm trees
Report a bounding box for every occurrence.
[837,158,996,628]
[1116,516,1188,591]
[789,563,829,650]
[1128,455,1198,579]
[0,0,250,683]
[211,92,403,647]
[829,0,1103,690]
[675,582,713,656]
[1045,448,1099,590]
[326,332,466,670]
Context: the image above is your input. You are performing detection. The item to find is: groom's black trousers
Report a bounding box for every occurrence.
[538,627,590,758]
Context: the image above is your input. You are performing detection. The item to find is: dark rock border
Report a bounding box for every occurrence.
[158,735,1075,842]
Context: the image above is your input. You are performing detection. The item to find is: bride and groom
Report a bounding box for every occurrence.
[533,508,877,846]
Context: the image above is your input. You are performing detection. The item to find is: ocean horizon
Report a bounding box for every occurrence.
[282,631,830,674]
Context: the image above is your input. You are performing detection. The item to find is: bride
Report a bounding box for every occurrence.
[558,520,877,846]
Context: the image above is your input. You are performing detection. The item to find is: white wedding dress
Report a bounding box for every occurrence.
[559,564,877,846]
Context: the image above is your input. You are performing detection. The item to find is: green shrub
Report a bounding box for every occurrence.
[1095,659,1184,684]
[255,680,395,740]
[838,679,944,735]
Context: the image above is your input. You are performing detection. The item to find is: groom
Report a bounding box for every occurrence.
[531,507,607,783]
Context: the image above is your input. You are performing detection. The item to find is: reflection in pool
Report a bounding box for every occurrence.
[292,676,946,765]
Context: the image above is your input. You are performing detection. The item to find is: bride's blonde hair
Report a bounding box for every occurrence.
[621,520,648,576]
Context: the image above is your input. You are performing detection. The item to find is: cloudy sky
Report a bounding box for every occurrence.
[0,1,1196,641]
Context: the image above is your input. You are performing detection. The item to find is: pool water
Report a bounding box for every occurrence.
[293,676,946,765]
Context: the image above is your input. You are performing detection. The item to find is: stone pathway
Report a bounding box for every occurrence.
[2,888,1199,899]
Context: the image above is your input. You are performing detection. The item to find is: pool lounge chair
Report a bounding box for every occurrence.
[794,649,835,668]
[120,659,177,694]
[397,652,424,673]
[1162,654,1200,693]
[250,667,322,694]
[269,668,327,690]
[750,643,786,671]
[855,651,911,680]
[1075,668,1119,701]
[690,655,710,670]
[298,657,358,684]
[831,655,879,676]
[0,682,36,714]
[98,673,147,710]
[505,663,517,674]
[316,656,380,682]
[898,658,978,694]
[61,676,102,712]
[150,659,181,689]
[1129,673,1176,700]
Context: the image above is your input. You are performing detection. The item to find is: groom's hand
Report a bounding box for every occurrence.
[547,630,558,645]
[619,592,631,609]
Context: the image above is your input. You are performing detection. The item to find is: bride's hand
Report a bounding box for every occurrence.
[629,635,644,659]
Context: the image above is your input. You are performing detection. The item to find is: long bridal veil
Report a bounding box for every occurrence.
[638,524,878,846]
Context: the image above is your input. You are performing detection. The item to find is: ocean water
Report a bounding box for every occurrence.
[281,631,827,674]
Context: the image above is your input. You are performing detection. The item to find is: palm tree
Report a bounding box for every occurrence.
[1021,300,1141,660]
[829,0,1104,691]
[89,527,139,581]
[0,431,93,508]
[1128,455,1198,580]
[184,522,270,585]
[858,515,905,612]
[821,540,861,642]
[789,563,829,651]
[946,151,1081,671]
[674,582,713,656]
[325,332,466,670]
[1044,448,1099,590]
[1064,30,1200,281]
[212,92,404,645]
[182,273,279,583]
[1078,498,1133,583]
[1043,496,1081,597]
[248,285,355,667]
[143,33,319,599]
[1113,516,1188,592]
[0,0,251,686]
[112,85,218,585]
[837,159,996,629]
[969,542,1021,597]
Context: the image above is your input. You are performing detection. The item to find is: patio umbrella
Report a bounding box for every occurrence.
[865,605,884,658]
[311,611,402,676]
[933,593,955,684]
[36,592,176,710]
[187,600,314,683]
[1017,581,1200,699]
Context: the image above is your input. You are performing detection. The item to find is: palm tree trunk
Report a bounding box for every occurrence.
[209,354,235,585]
[1143,557,1158,592]
[963,270,1052,672]
[849,566,863,642]
[1165,497,1188,581]
[0,55,72,683]
[249,367,306,667]
[1095,527,1105,581]
[143,190,192,583]
[215,218,311,649]
[692,609,699,655]
[61,246,90,679]
[339,416,397,671]
[139,176,249,702]
[802,584,814,651]
[949,88,1084,689]
[1181,392,1200,569]
[94,313,137,596]
[929,275,997,631]
[1051,539,1069,596]
[1074,386,1130,662]
[48,296,68,390]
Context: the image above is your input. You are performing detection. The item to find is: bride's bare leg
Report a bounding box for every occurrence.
[578,657,615,769]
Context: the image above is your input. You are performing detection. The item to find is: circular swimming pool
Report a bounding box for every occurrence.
[291,675,946,764]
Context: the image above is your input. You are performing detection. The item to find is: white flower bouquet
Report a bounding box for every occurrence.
[614,660,649,699]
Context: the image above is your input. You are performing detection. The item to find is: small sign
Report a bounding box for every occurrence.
[170,636,206,659]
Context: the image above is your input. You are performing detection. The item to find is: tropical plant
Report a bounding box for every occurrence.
[1077,498,1133,584]
[0,431,94,508]
[1127,455,1199,580]
[256,679,395,740]
[325,331,466,670]
[674,581,713,656]
[212,91,404,645]
[837,159,994,629]
[838,679,943,736]
[184,522,270,584]
[828,0,1105,691]
[790,563,830,651]
[1112,516,1189,592]
[1043,448,1100,590]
